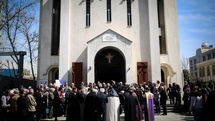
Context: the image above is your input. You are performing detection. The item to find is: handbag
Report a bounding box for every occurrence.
[46,107,49,114]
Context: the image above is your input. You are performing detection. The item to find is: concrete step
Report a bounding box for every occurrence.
[154,104,184,113]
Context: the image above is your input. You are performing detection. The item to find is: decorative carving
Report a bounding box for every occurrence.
[102,33,117,42]
[72,62,83,87]
[105,53,114,63]
[137,62,148,84]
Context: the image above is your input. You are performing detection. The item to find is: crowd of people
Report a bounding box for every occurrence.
[0,80,214,121]
[182,81,215,121]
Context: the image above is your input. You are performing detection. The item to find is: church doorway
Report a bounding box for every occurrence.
[161,69,165,83]
[95,48,125,84]
[48,67,59,84]
[161,64,174,86]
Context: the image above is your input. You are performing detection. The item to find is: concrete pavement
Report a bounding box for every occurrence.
[41,112,194,121]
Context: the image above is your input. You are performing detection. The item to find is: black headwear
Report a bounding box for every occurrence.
[108,87,118,97]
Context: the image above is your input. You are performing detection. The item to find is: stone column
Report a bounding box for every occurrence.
[204,66,207,82]
[59,0,71,82]
[148,0,161,83]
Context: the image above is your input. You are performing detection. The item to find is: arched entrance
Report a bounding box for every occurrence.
[95,48,125,83]
[48,68,59,84]
[160,63,174,86]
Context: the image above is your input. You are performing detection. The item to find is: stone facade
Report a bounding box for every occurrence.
[189,43,215,82]
[0,6,2,46]
[38,0,182,86]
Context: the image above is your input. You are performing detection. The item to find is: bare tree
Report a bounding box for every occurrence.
[181,56,190,70]
[0,60,6,69]
[19,12,39,80]
[1,0,39,79]
[0,0,39,31]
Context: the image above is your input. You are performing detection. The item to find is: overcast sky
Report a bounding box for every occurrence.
[177,0,215,58]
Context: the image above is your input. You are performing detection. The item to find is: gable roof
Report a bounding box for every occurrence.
[87,29,132,44]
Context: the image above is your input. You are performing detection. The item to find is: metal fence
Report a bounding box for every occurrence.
[0,75,37,91]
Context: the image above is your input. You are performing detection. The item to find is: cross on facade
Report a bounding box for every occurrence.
[106,53,114,63]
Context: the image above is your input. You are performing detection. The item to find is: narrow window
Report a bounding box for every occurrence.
[157,0,167,54]
[213,65,215,75]
[190,60,192,65]
[86,0,91,27]
[202,67,205,77]
[107,0,111,22]
[207,66,210,76]
[195,72,197,77]
[199,69,201,77]
[203,56,206,61]
[190,67,193,72]
[51,0,61,55]
[208,54,211,60]
[127,0,132,26]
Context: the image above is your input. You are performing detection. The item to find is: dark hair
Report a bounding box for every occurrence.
[20,89,24,95]
[59,87,62,91]
[144,85,150,91]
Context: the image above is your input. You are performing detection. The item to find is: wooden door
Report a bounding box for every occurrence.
[72,62,83,87]
[137,62,148,85]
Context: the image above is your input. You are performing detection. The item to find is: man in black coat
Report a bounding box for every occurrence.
[77,89,86,121]
[53,88,63,121]
[84,88,99,121]
[17,89,28,121]
[66,88,79,121]
[124,90,137,121]
[35,88,43,121]
[160,86,167,115]
[204,87,215,121]
[97,88,108,121]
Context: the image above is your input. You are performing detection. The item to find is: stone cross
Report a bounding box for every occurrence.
[106,53,114,63]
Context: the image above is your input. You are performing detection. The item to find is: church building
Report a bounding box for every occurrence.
[38,0,182,86]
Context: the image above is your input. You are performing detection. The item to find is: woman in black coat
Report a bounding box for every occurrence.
[160,86,167,115]
[53,89,63,121]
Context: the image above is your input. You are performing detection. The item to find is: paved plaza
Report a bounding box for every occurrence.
[42,112,194,121]
[42,101,194,121]
[154,112,194,121]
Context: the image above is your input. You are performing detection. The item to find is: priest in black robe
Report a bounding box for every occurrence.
[66,88,79,121]
[17,89,28,121]
[97,88,108,121]
[53,89,63,121]
[204,89,215,121]
[84,88,99,121]
[77,88,86,121]
[124,90,137,121]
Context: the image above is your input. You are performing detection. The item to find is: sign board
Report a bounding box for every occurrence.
[102,33,117,42]
[55,80,67,87]
[60,80,67,85]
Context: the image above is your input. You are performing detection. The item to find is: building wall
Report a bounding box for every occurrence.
[0,5,2,46]
[59,0,161,84]
[38,0,182,86]
[190,44,215,82]
[197,59,215,82]
[160,0,182,85]
[38,0,59,84]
